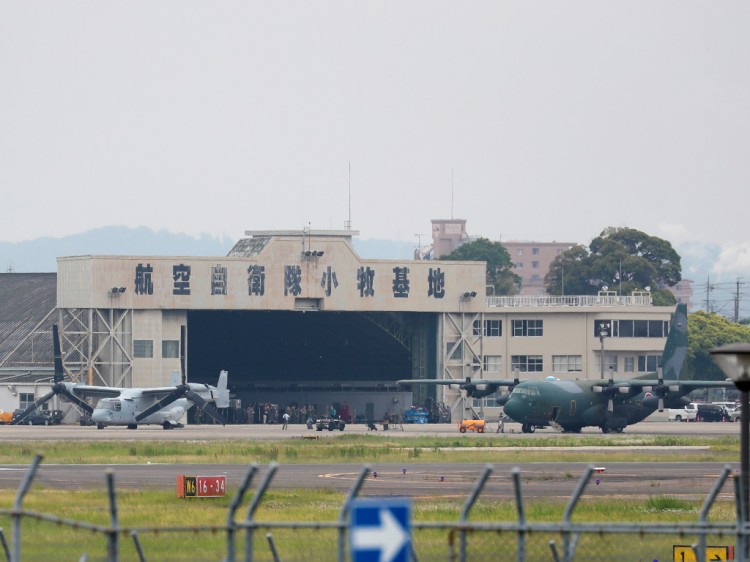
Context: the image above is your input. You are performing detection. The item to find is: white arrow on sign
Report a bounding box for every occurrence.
[351,507,409,562]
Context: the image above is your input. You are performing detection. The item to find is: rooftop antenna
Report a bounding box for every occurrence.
[344,161,352,230]
[451,169,454,220]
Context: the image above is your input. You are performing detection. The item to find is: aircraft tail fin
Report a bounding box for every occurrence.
[52,325,65,384]
[215,370,230,408]
[660,303,688,381]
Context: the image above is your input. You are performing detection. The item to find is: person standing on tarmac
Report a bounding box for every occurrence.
[282,411,290,430]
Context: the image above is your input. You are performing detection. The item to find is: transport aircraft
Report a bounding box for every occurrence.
[12,325,229,429]
[399,304,734,433]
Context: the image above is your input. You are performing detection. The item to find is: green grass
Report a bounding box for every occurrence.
[0,434,738,465]
[0,435,739,560]
[0,487,737,561]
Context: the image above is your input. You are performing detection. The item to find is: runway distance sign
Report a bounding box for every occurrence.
[177,475,227,498]
[672,544,733,561]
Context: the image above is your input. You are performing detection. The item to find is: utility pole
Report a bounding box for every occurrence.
[705,276,714,312]
[735,278,745,323]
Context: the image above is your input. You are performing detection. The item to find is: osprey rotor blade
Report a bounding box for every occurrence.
[135,387,188,421]
[59,387,93,414]
[52,325,65,384]
[185,391,226,425]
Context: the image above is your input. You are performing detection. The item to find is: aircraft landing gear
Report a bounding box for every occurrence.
[96,423,105,430]
[127,424,137,430]
[521,423,535,433]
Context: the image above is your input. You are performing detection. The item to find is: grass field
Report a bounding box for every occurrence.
[0,434,739,561]
[0,433,739,465]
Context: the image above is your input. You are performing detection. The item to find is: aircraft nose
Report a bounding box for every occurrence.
[503,397,523,422]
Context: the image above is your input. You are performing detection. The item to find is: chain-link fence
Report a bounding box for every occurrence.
[0,455,746,562]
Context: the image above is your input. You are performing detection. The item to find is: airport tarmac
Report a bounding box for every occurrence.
[0,415,740,441]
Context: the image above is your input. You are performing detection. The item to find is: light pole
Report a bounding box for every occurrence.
[710,343,750,541]
[599,323,610,380]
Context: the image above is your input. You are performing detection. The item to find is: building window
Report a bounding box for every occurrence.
[552,355,582,373]
[512,319,543,337]
[517,249,524,256]
[484,319,502,337]
[624,357,635,373]
[596,355,618,374]
[516,262,524,269]
[134,340,154,358]
[511,355,543,372]
[472,396,497,408]
[594,320,669,339]
[162,340,179,359]
[532,247,540,255]
[19,393,46,412]
[446,341,462,361]
[472,320,481,336]
[532,261,539,269]
[483,355,502,373]
[638,355,659,373]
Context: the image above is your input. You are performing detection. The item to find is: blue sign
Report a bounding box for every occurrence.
[350,498,411,562]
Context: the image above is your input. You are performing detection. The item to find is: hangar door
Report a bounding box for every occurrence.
[186,310,436,406]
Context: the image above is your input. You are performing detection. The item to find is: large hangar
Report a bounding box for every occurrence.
[55,230,485,422]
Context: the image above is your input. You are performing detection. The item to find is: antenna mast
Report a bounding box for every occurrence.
[345,161,352,230]
[451,170,454,220]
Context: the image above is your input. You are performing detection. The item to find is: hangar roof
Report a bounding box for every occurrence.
[0,273,56,368]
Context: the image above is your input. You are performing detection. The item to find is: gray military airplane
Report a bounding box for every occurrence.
[12,325,229,429]
[399,304,734,433]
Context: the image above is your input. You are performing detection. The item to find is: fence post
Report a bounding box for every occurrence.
[735,476,746,562]
[106,469,119,562]
[458,464,493,562]
[511,468,526,562]
[337,465,370,562]
[243,462,278,562]
[130,531,146,562]
[696,465,732,562]
[226,464,258,562]
[561,465,594,562]
[12,453,43,562]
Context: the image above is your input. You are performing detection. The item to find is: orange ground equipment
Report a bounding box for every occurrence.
[458,419,486,433]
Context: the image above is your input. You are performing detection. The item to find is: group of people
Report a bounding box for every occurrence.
[243,402,320,427]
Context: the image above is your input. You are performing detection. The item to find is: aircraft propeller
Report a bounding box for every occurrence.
[641,368,679,412]
[12,325,93,425]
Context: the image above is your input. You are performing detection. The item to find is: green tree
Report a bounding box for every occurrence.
[440,237,521,295]
[545,227,680,303]
[687,310,750,379]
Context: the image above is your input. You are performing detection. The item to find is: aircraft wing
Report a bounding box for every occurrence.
[601,379,735,391]
[68,385,123,399]
[397,378,518,387]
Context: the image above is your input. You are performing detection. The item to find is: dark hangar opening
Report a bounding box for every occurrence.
[186,311,427,391]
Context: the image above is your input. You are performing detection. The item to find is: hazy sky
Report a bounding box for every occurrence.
[2,2,748,274]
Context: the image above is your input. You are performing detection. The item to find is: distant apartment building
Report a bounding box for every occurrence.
[502,241,577,296]
[668,279,694,310]
[429,219,470,258]
[427,219,693,302]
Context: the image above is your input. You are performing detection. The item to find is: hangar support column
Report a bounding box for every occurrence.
[56,307,133,387]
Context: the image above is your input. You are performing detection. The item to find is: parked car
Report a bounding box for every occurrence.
[315,417,345,431]
[696,404,725,422]
[11,409,52,425]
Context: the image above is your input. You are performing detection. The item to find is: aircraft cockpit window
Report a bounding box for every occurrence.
[96,400,122,412]
[514,387,540,397]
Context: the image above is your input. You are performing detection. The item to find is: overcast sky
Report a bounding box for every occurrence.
[1,2,748,275]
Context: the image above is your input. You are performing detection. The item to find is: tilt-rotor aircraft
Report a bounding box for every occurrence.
[12,325,229,429]
[400,304,733,433]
